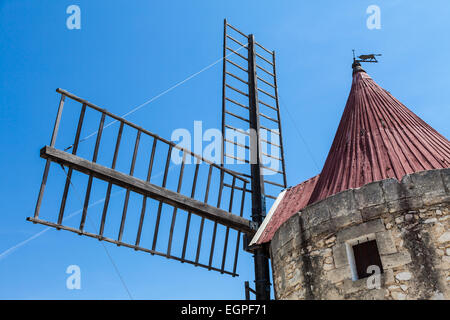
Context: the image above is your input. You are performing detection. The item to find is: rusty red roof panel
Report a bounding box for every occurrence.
[308,67,450,204]
[254,66,450,245]
[255,175,319,245]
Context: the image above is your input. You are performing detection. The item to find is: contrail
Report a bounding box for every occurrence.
[0,163,176,262]
[0,191,124,261]
[65,43,248,151]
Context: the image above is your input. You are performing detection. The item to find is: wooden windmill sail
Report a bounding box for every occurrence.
[220,20,287,300]
[28,20,287,300]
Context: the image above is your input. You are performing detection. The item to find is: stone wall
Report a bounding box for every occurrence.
[270,168,450,300]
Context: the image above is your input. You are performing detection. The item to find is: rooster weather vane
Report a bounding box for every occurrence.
[353,49,382,63]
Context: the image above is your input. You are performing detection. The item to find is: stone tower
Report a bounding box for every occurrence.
[250,62,450,300]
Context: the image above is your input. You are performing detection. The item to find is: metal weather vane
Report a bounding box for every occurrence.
[353,49,382,63]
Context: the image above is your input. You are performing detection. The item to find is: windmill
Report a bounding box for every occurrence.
[28,19,287,300]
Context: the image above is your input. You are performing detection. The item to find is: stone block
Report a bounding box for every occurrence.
[381,178,404,202]
[376,231,397,255]
[403,196,424,210]
[287,268,302,288]
[384,269,395,285]
[303,199,331,228]
[355,180,385,208]
[332,211,363,230]
[333,243,349,268]
[336,219,385,242]
[308,219,336,238]
[327,189,357,218]
[402,169,447,201]
[391,292,407,300]
[441,168,450,193]
[361,203,388,221]
[273,214,301,249]
[346,287,386,300]
[387,198,410,214]
[437,232,450,244]
[422,194,450,206]
[341,267,395,295]
[326,265,352,284]
[380,251,412,269]
[395,271,412,281]
[342,277,367,294]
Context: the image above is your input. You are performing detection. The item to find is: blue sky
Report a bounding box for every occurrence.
[0,1,449,299]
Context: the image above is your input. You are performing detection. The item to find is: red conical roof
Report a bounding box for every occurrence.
[308,64,450,204]
[252,64,450,246]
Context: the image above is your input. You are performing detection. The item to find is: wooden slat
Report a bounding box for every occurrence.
[58,104,86,225]
[257,76,275,88]
[224,153,249,164]
[226,71,248,85]
[135,137,157,247]
[152,145,173,251]
[225,97,249,110]
[226,22,249,39]
[33,161,51,219]
[261,165,284,175]
[255,52,274,66]
[260,138,280,148]
[100,121,124,237]
[195,165,213,264]
[118,130,141,242]
[225,125,250,136]
[255,41,273,55]
[260,125,280,135]
[55,89,248,184]
[264,179,285,188]
[225,110,249,123]
[181,160,200,260]
[261,151,282,161]
[26,217,238,277]
[167,152,186,256]
[226,47,248,61]
[34,94,66,219]
[272,51,288,188]
[258,99,278,111]
[50,94,66,147]
[257,87,277,100]
[259,112,278,123]
[233,181,247,275]
[223,182,252,194]
[79,113,105,231]
[224,138,249,150]
[226,34,247,48]
[224,169,252,180]
[208,171,225,269]
[221,176,236,272]
[226,84,249,97]
[220,18,227,192]
[225,59,248,73]
[256,64,275,77]
[41,146,255,234]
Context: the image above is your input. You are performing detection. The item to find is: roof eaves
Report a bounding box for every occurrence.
[249,189,287,247]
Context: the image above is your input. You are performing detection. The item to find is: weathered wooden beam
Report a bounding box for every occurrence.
[40,146,255,234]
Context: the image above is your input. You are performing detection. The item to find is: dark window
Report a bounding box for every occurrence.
[352,240,383,279]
